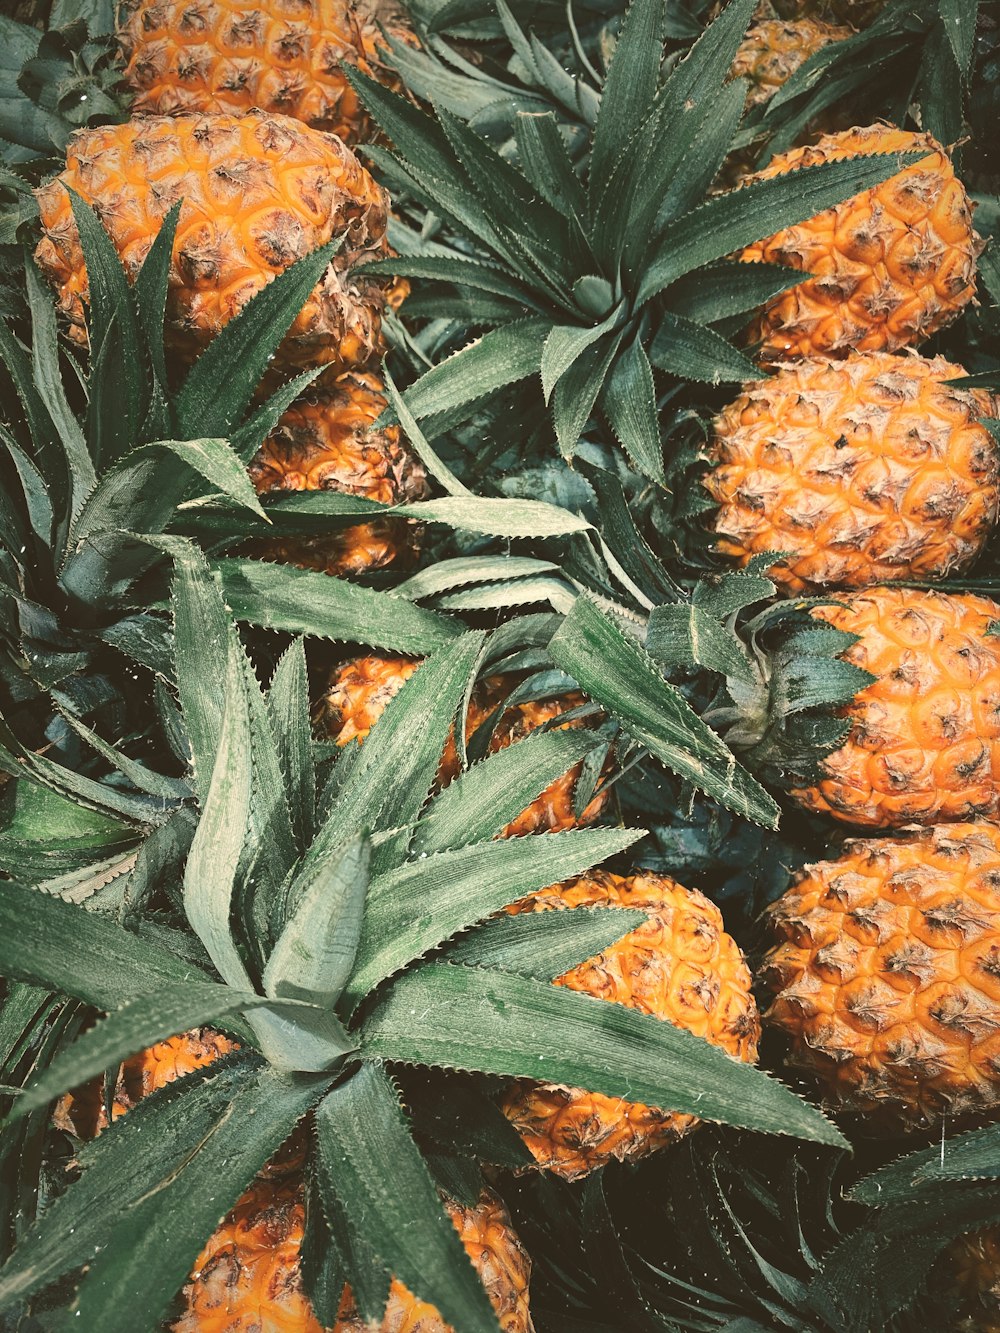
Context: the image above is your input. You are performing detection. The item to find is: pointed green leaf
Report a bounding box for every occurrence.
[398,319,549,423]
[267,639,316,850]
[600,336,664,481]
[444,906,650,979]
[647,604,756,684]
[649,311,764,382]
[553,329,624,460]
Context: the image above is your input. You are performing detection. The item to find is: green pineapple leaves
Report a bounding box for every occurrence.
[353,0,924,477]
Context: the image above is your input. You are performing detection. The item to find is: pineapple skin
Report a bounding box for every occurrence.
[53,1029,236,1138]
[740,125,982,363]
[791,587,1000,829]
[764,823,1000,1132]
[174,1182,535,1333]
[249,370,429,576]
[731,17,852,109]
[34,112,391,379]
[316,657,609,836]
[499,871,760,1180]
[704,352,1000,594]
[117,0,413,144]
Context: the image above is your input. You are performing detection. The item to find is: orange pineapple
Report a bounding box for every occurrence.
[174,1181,535,1333]
[764,823,1000,1132]
[704,352,1000,593]
[790,587,1000,829]
[740,125,983,363]
[249,370,429,576]
[117,0,414,144]
[317,657,610,836]
[34,112,391,379]
[731,17,851,109]
[53,1029,235,1138]
[499,871,760,1179]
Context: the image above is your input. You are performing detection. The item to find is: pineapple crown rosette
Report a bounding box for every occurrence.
[0,547,844,1333]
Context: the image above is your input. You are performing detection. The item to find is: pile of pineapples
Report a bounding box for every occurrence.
[0,0,999,1329]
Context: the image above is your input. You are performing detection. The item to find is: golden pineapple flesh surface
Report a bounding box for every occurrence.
[174,1182,534,1333]
[731,18,852,109]
[791,587,1000,829]
[740,125,982,363]
[764,823,1000,1132]
[118,0,413,144]
[34,112,390,378]
[499,871,760,1179]
[249,370,429,575]
[704,352,1000,593]
[316,657,609,835]
[53,1029,235,1138]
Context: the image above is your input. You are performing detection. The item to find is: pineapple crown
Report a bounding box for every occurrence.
[0,543,844,1333]
[352,0,932,476]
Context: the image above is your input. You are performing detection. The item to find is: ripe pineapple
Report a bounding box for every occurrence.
[117,0,414,144]
[763,823,1000,1132]
[731,17,852,110]
[53,1029,235,1138]
[703,352,1000,593]
[790,587,1000,829]
[951,1228,1000,1333]
[740,125,983,363]
[499,871,760,1179]
[174,1181,535,1333]
[34,112,391,378]
[248,370,429,576]
[317,657,609,835]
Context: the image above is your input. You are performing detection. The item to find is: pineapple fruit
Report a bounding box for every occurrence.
[951,1228,1000,1333]
[317,657,609,835]
[740,125,983,363]
[249,370,429,575]
[174,1180,535,1333]
[53,1029,235,1138]
[34,112,391,378]
[703,352,1000,593]
[499,871,760,1179]
[117,0,414,144]
[731,17,852,110]
[763,823,1000,1132]
[790,587,1000,829]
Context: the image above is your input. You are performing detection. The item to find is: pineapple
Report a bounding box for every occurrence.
[951,1228,1000,1333]
[763,823,1000,1132]
[117,0,414,144]
[53,1030,235,1138]
[731,17,852,110]
[34,112,391,378]
[499,871,760,1179]
[740,125,983,363]
[248,370,430,576]
[317,657,610,835]
[790,587,1000,829]
[173,1180,535,1333]
[703,352,1000,594]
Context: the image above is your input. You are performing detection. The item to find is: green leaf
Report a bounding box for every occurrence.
[444,906,650,979]
[553,329,624,460]
[264,835,369,1005]
[406,496,592,539]
[541,306,624,404]
[346,826,642,1006]
[600,336,664,482]
[132,198,181,393]
[214,558,460,655]
[647,604,756,684]
[315,1062,501,1333]
[638,150,927,304]
[666,260,806,323]
[412,729,604,855]
[588,0,664,212]
[692,572,776,618]
[649,311,764,383]
[0,881,212,1010]
[157,438,267,518]
[363,963,846,1147]
[398,319,549,423]
[267,639,315,851]
[514,112,587,217]
[382,361,471,497]
[850,1122,1000,1206]
[548,598,779,827]
[174,237,342,439]
[396,556,560,601]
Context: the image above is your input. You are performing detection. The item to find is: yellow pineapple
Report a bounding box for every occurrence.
[739,125,983,363]
[117,0,415,144]
[499,871,760,1179]
[249,370,429,576]
[731,17,852,110]
[317,657,610,836]
[790,587,1000,829]
[703,352,1000,593]
[34,112,391,379]
[173,1181,535,1333]
[763,823,1000,1133]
